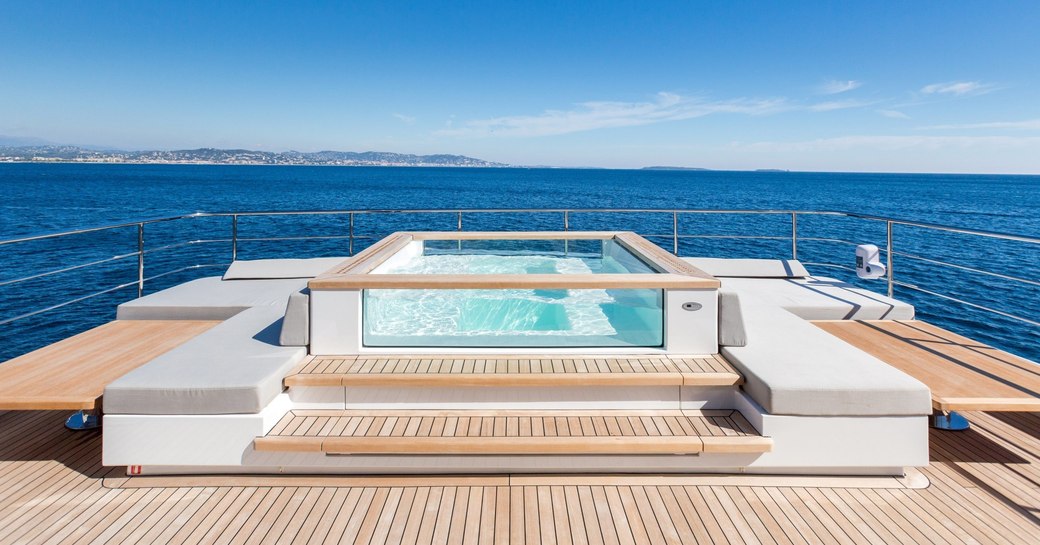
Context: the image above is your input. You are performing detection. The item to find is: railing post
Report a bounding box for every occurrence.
[791,212,798,260]
[563,211,570,255]
[136,223,144,298]
[886,220,894,298]
[348,212,354,256]
[457,211,463,250]
[231,214,238,262]
[672,211,679,255]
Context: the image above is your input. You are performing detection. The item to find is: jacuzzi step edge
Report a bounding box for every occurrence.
[253,409,771,455]
[284,372,742,388]
[254,435,773,455]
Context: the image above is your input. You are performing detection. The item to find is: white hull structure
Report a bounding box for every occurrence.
[104,391,927,476]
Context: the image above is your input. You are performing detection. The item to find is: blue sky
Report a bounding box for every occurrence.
[1,1,1039,172]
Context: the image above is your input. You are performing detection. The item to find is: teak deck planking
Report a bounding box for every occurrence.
[285,354,742,387]
[815,319,1040,412]
[0,409,1038,544]
[254,409,772,455]
[0,320,218,410]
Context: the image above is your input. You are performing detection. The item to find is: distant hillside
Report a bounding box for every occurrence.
[641,166,711,171]
[0,145,507,167]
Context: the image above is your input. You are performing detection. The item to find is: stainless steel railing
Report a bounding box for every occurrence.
[1,208,1038,330]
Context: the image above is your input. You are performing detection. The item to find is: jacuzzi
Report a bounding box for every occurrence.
[308,231,720,354]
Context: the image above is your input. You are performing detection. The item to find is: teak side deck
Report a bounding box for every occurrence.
[0,320,218,410]
[815,320,1040,412]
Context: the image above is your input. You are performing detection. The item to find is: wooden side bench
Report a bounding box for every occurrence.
[0,320,219,427]
[814,319,1040,429]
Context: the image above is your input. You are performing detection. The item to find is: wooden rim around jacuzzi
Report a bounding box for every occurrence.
[308,231,721,290]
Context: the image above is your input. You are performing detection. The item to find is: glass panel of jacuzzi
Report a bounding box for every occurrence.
[362,238,664,348]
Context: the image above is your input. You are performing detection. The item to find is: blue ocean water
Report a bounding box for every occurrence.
[1,163,1038,362]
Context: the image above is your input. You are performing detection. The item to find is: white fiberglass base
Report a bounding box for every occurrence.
[732,392,929,471]
[103,391,928,476]
[102,394,292,467]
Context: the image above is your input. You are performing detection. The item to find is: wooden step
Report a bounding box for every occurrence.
[284,355,743,388]
[254,409,772,455]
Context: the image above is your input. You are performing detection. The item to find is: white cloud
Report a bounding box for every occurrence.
[392,113,416,124]
[921,118,1040,130]
[808,99,873,112]
[435,92,788,138]
[741,134,1040,153]
[878,109,910,119]
[920,81,997,96]
[818,80,862,95]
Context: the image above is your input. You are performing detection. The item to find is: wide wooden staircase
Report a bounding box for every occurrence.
[254,355,771,469]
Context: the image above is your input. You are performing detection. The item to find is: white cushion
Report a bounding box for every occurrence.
[222,257,349,280]
[104,306,306,415]
[721,276,914,320]
[684,258,809,278]
[722,303,931,416]
[116,277,308,320]
[718,290,747,347]
[279,289,309,346]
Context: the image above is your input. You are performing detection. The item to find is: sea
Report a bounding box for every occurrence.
[1,163,1038,363]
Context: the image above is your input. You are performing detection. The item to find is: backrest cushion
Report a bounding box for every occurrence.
[223,257,349,280]
[718,289,748,347]
[279,289,310,346]
[683,258,809,278]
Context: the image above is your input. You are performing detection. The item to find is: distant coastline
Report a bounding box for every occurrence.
[641,166,711,171]
[0,145,507,168]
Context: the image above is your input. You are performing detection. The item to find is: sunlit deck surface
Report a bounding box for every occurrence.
[1,410,1037,544]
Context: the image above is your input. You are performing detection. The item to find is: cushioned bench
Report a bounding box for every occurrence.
[116,276,309,320]
[116,257,348,321]
[722,302,931,416]
[696,258,930,416]
[222,257,348,280]
[686,258,810,278]
[104,305,307,414]
[721,277,914,320]
[684,257,913,320]
[104,257,347,414]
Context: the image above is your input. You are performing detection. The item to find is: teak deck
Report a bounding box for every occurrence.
[285,355,742,388]
[0,320,218,410]
[815,320,1040,412]
[254,409,771,455]
[1,409,1038,544]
